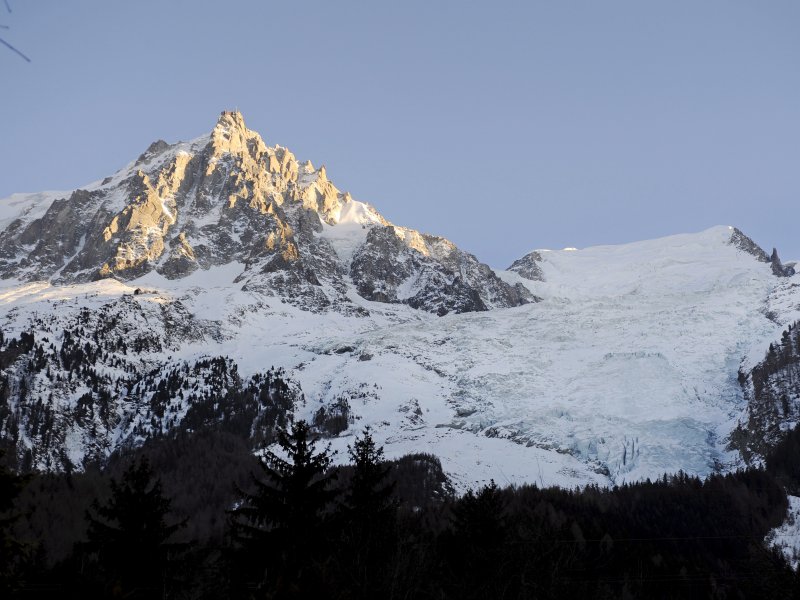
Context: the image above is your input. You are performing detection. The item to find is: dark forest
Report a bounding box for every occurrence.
[2,417,800,599]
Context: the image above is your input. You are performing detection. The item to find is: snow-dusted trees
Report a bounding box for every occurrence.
[733,320,800,460]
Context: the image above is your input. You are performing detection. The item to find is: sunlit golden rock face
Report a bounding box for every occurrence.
[96,164,186,277]
[0,111,531,314]
[12,111,344,286]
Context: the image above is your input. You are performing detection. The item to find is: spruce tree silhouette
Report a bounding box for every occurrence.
[85,457,185,598]
[231,419,337,597]
[345,427,396,523]
[339,427,397,598]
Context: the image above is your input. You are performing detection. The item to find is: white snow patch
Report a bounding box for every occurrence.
[318,199,384,265]
[131,261,247,291]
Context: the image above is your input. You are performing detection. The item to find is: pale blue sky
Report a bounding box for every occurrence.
[2,1,799,267]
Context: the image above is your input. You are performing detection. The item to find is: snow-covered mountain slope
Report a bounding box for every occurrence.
[1,112,799,491]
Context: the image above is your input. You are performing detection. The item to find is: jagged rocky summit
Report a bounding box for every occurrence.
[0,111,530,316]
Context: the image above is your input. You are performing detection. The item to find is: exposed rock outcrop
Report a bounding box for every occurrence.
[508,250,545,281]
[726,228,793,278]
[729,227,770,262]
[771,248,795,278]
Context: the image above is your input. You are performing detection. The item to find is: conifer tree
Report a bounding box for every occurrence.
[338,427,397,598]
[230,419,337,596]
[85,457,185,598]
[232,420,337,541]
[344,427,396,524]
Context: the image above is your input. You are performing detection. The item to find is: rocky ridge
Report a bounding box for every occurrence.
[0,111,530,316]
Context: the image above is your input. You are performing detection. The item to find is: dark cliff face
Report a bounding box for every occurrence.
[0,111,528,316]
[350,226,532,316]
[770,248,795,278]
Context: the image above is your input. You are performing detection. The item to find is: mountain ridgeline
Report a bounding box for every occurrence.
[0,111,530,315]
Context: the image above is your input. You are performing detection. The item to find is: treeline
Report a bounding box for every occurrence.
[733,320,800,461]
[2,422,800,599]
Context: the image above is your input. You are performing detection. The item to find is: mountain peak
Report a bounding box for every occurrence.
[208,109,267,165]
[0,112,529,316]
[215,109,247,132]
